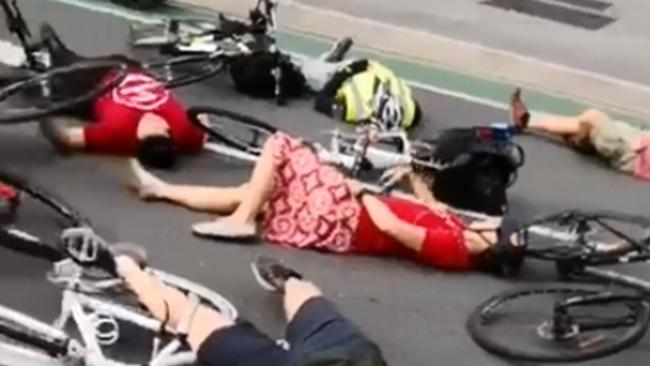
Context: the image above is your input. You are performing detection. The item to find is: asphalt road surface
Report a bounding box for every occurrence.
[1,1,650,366]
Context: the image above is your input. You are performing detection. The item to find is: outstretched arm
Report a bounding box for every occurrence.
[39,118,86,152]
[348,185,425,252]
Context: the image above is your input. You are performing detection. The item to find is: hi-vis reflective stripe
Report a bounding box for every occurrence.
[348,80,369,120]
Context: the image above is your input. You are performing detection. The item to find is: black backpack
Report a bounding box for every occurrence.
[228,51,307,99]
[431,127,525,216]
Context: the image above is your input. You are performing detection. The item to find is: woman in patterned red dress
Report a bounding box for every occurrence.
[125,132,525,275]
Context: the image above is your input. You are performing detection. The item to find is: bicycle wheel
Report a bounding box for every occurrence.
[525,210,650,263]
[467,286,650,363]
[143,53,225,89]
[0,59,128,124]
[0,169,90,256]
[188,106,277,157]
[0,170,87,226]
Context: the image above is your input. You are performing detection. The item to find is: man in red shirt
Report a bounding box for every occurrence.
[37,24,204,169]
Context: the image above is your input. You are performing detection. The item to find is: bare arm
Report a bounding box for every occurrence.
[358,193,426,252]
[39,118,86,151]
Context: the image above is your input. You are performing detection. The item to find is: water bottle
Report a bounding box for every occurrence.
[490,122,513,142]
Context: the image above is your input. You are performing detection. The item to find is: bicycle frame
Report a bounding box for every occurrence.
[0,0,36,69]
[0,259,237,366]
[316,129,414,171]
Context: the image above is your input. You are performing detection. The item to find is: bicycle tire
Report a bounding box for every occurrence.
[467,286,650,363]
[144,53,225,89]
[0,170,88,227]
[0,59,128,124]
[525,210,650,263]
[188,106,277,156]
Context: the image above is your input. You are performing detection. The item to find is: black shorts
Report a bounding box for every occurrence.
[196,297,386,366]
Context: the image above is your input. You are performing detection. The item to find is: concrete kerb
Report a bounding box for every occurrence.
[175,0,650,125]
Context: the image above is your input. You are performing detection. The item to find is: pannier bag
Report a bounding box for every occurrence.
[431,126,525,216]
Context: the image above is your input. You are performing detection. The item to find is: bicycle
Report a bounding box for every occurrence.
[0,169,238,366]
[0,0,129,123]
[466,209,650,363]
[129,0,291,103]
[187,105,523,183]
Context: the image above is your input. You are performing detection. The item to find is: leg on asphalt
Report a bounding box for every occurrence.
[115,256,234,352]
[191,137,278,237]
[284,279,324,322]
[125,159,248,213]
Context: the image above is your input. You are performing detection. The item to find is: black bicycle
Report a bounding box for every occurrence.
[0,0,128,123]
[0,170,239,366]
[130,0,292,103]
[467,209,650,363]
[0,168,97,269]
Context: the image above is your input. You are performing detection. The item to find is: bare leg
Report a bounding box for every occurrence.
[228,138,277,223]
[153,184,247,213]
[115,257,234,351]
[528,115,583,136]
[125,159,247,213]
[192,138,278,237]
[510,88,605,138]
[283,278,323,321]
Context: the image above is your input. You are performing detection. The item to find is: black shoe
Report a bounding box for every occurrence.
[251,256,303,292]
[39,23,83,67]
[323,37,353,63]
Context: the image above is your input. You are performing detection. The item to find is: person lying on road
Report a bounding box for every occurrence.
[125,131,525,275]
[35,23,205,169]
[230,37,421,132]
[300,38,422,132]
[0,218,388,366]
[510,88,650,181]
[116,254,388,366]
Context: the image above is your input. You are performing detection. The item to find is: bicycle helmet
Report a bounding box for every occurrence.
[473,215,527,277]
[372,83,403,131]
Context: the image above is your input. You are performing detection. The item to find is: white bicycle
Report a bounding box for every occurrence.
[0,172,237,366]
[189,105,521,177]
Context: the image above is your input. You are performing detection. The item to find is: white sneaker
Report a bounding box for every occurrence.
[192,218,257,240]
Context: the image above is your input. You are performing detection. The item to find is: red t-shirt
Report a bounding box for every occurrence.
[84,72,204,154]
[352,196,472,271]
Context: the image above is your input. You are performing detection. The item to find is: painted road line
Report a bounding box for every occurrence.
[41,0,648,128]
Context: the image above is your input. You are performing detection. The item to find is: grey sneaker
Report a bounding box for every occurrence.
[251,256,303,292]
[322,37,353,63]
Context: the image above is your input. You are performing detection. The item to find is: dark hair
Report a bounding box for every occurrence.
[137,135,177,169]
[472,217,527,277]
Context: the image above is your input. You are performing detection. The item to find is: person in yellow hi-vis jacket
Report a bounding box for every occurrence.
[295,38,422,132]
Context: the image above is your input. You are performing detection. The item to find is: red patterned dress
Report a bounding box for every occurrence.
[260,132,473,271]
[261,132,361,252]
